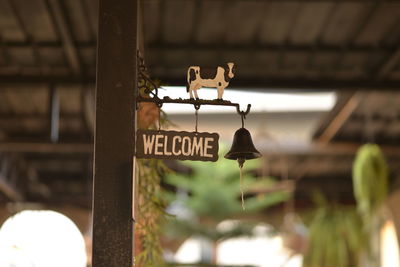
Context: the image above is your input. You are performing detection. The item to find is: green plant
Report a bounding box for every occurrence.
[135,110,174,266]
[352,143,388,216]
[303,144,389,267]
[136,71,174,267]
[136,158,170,267]
[352,144,389,267]
[303,194,368,267]
[164,155,291,264]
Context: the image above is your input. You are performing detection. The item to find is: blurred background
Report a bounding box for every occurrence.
[0,0,400,266]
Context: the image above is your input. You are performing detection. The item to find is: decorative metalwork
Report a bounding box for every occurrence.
[137,52,251,117]
[186,63,235,100]
[137,52,159,100]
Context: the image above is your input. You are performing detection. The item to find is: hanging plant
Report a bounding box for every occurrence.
[135,57,171,267]
[136,158,170,267]
[352,143,388,216]
[135,108,172,266]
[303,194,368,267]
[304,144,389,267]
[352,144,389,267]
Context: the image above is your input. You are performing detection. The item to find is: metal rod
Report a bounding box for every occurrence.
[195,109,199,132]
[138,96,251,116]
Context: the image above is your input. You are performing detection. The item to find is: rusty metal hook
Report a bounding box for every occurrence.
[236,104,251,117]
[236,104,251,128]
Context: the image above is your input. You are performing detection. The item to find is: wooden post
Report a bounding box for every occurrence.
[92,0,137,266]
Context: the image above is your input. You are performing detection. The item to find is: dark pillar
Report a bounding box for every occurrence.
[92,0,137,266]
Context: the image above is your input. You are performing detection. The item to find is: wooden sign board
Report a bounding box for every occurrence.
[136,130,219,161]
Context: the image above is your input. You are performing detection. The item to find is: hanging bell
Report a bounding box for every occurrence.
[225,127,262,167]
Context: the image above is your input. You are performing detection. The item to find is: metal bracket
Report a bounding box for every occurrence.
[138,96,251,116]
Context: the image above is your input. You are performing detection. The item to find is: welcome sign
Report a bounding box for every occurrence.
[136,130,219,161]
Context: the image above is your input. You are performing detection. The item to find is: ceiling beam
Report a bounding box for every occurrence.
[1,74,400,90]
[46,0,83,74]
[48,86,60,143]
[25,195,92,209]
[332,2,378,74]
[154,77,400,90]
[0,74,93,85]
[316,92,363,143]
[377,48,400,78]
[296,176,354,198]
[5,41,399,54]
[0,156,24,201]
[79,0,97,41]
[259,142,400,157]
[0,113,81,121]
[247,180,295,195]
[370,11,400,79]
[147,43,400,54]
[6,0,43,67]
[0,141,399,157]
[4,40,95,48]
[0,175,23,201]
[0,142,93,153]
[157,0,400,4]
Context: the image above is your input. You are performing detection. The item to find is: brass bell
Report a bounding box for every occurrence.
[225,127,262,167]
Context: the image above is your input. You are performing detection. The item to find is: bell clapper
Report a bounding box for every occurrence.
[238,158,246,210]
